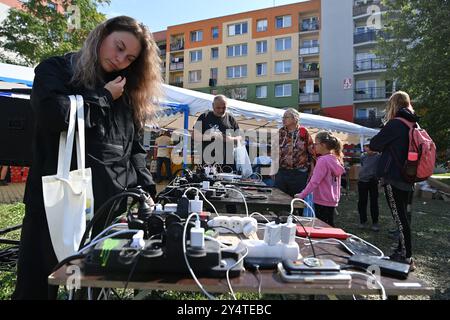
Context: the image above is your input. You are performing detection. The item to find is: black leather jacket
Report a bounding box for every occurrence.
[24,53,156,218]
[369,108,419,190]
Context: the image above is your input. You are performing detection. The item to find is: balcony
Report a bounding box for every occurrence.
[354,116,383,128]
[300,22,320,33]
[354,57,387,72]
[170,42,184,51]
[299,70,320,78]
[299,93,320,104]
[169,82,184,88]
[299,46,320,56]
[354,87,391,101]
[169,62,184,71]
[353,1,388,17]
[354,29,391,44]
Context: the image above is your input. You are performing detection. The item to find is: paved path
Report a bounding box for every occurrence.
[0,183,25,204]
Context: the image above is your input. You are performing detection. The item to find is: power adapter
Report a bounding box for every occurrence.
[190,219,205,249]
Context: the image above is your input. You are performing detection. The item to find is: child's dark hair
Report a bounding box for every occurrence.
[316,131,344,163]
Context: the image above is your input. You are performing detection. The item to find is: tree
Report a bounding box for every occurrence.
[377,0,450,156]
[0,0,109,66]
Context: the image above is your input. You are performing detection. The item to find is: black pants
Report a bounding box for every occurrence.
[358,179,379,224]
[384,184,413,259]
[156,157,172,181]
[13,206,59,300]
[275,169,309,197]
[314,203,336,227]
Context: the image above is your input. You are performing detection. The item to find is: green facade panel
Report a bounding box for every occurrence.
[193,80,299,109]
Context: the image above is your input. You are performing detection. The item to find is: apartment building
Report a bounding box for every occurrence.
[161,1,323,112]
[352,0,394,128]
[156,0,396,126]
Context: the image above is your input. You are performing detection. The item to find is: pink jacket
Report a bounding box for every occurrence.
[297,154,345,207]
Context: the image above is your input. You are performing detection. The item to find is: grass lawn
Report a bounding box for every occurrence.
[1,192,449,300]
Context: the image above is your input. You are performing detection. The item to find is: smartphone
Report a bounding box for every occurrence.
[277,263,351,284]
[282,258,341,274]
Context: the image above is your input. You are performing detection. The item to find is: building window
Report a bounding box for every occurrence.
[275,15,292,29]
[301,17,319,31]
[275,37,292,51]
[226,65,247,79]
[190,50,202,62]
[256,85,267,99]
[190,30,203,42]
[275,84,292,97]
[275,60,292,74]
[256,19,268,32]
[256,40,268,54]
[302,39,319,48]
[231,87,248,100]
[211,47,219,59]
[227,44,248,57]
[256,63,267,76]
[228,22,248,36]
[211,27,219,39]
[209,68,218,87]
[189,70,201,83]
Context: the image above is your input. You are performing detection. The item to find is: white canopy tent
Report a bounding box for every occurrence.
[0,62,379,145]
[158,84,379,145]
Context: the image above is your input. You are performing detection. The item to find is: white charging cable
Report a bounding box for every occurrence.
[183,187,220,217]
[226,246,249,300]
[182,213,216,300]
[225,187,249,217]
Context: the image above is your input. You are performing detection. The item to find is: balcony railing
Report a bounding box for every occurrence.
[354,117,383,128]
[169,82,184,88]
[170,42,184,51]
[354,87,391,100]
[299,70,320,78]
[353,1,387,17]
[299,93,320,104]
[299,46,320,55]
[169,62,184,71]
[354,57,387,72]
[354,29,391,44]
[300,22,320,32]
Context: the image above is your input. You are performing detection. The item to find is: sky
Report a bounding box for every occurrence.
[99,0,308,33]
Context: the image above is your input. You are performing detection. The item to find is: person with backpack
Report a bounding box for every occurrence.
[369,91,436,271]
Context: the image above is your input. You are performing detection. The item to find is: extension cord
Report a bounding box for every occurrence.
[240,239,300,261]
[207,216,257,237]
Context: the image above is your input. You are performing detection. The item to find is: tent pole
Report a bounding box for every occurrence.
[183,105,189,169]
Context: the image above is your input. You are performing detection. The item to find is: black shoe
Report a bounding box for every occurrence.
[0,180,8,186]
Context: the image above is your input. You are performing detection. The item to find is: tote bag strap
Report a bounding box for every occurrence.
[74,95,86,174]
[56,95,77,179]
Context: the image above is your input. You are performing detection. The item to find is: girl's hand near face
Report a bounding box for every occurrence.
[105,76,127,100]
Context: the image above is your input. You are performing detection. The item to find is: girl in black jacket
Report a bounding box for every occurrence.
[13,16,162,299]
[369,91,417,270]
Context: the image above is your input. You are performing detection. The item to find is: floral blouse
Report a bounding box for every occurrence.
[278,126,315,170]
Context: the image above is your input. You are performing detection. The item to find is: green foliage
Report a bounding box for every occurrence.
[0,0,110,66]
[378,0,450,154]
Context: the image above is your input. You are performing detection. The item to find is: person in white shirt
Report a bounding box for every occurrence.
[155,131,173,182]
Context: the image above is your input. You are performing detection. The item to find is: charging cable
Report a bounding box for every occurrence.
[183,187,220,217]
[183,213,216,300]
[225,187,249,217]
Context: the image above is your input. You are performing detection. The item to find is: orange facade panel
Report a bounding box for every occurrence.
[166,0,320,50]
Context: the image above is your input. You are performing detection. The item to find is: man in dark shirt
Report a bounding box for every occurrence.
[193,95,241,168]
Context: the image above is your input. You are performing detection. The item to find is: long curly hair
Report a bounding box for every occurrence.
[71,16,162,130]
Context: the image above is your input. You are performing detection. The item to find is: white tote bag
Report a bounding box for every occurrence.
[42,95,94,262]
[234,141,253,178]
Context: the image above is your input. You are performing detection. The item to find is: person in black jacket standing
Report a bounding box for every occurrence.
[13,16,162,300]
[369,91,417,270]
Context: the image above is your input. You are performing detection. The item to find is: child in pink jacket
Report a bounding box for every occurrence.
[295,131,345,226]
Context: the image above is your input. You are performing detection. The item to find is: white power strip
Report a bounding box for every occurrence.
[207,216,258,237]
